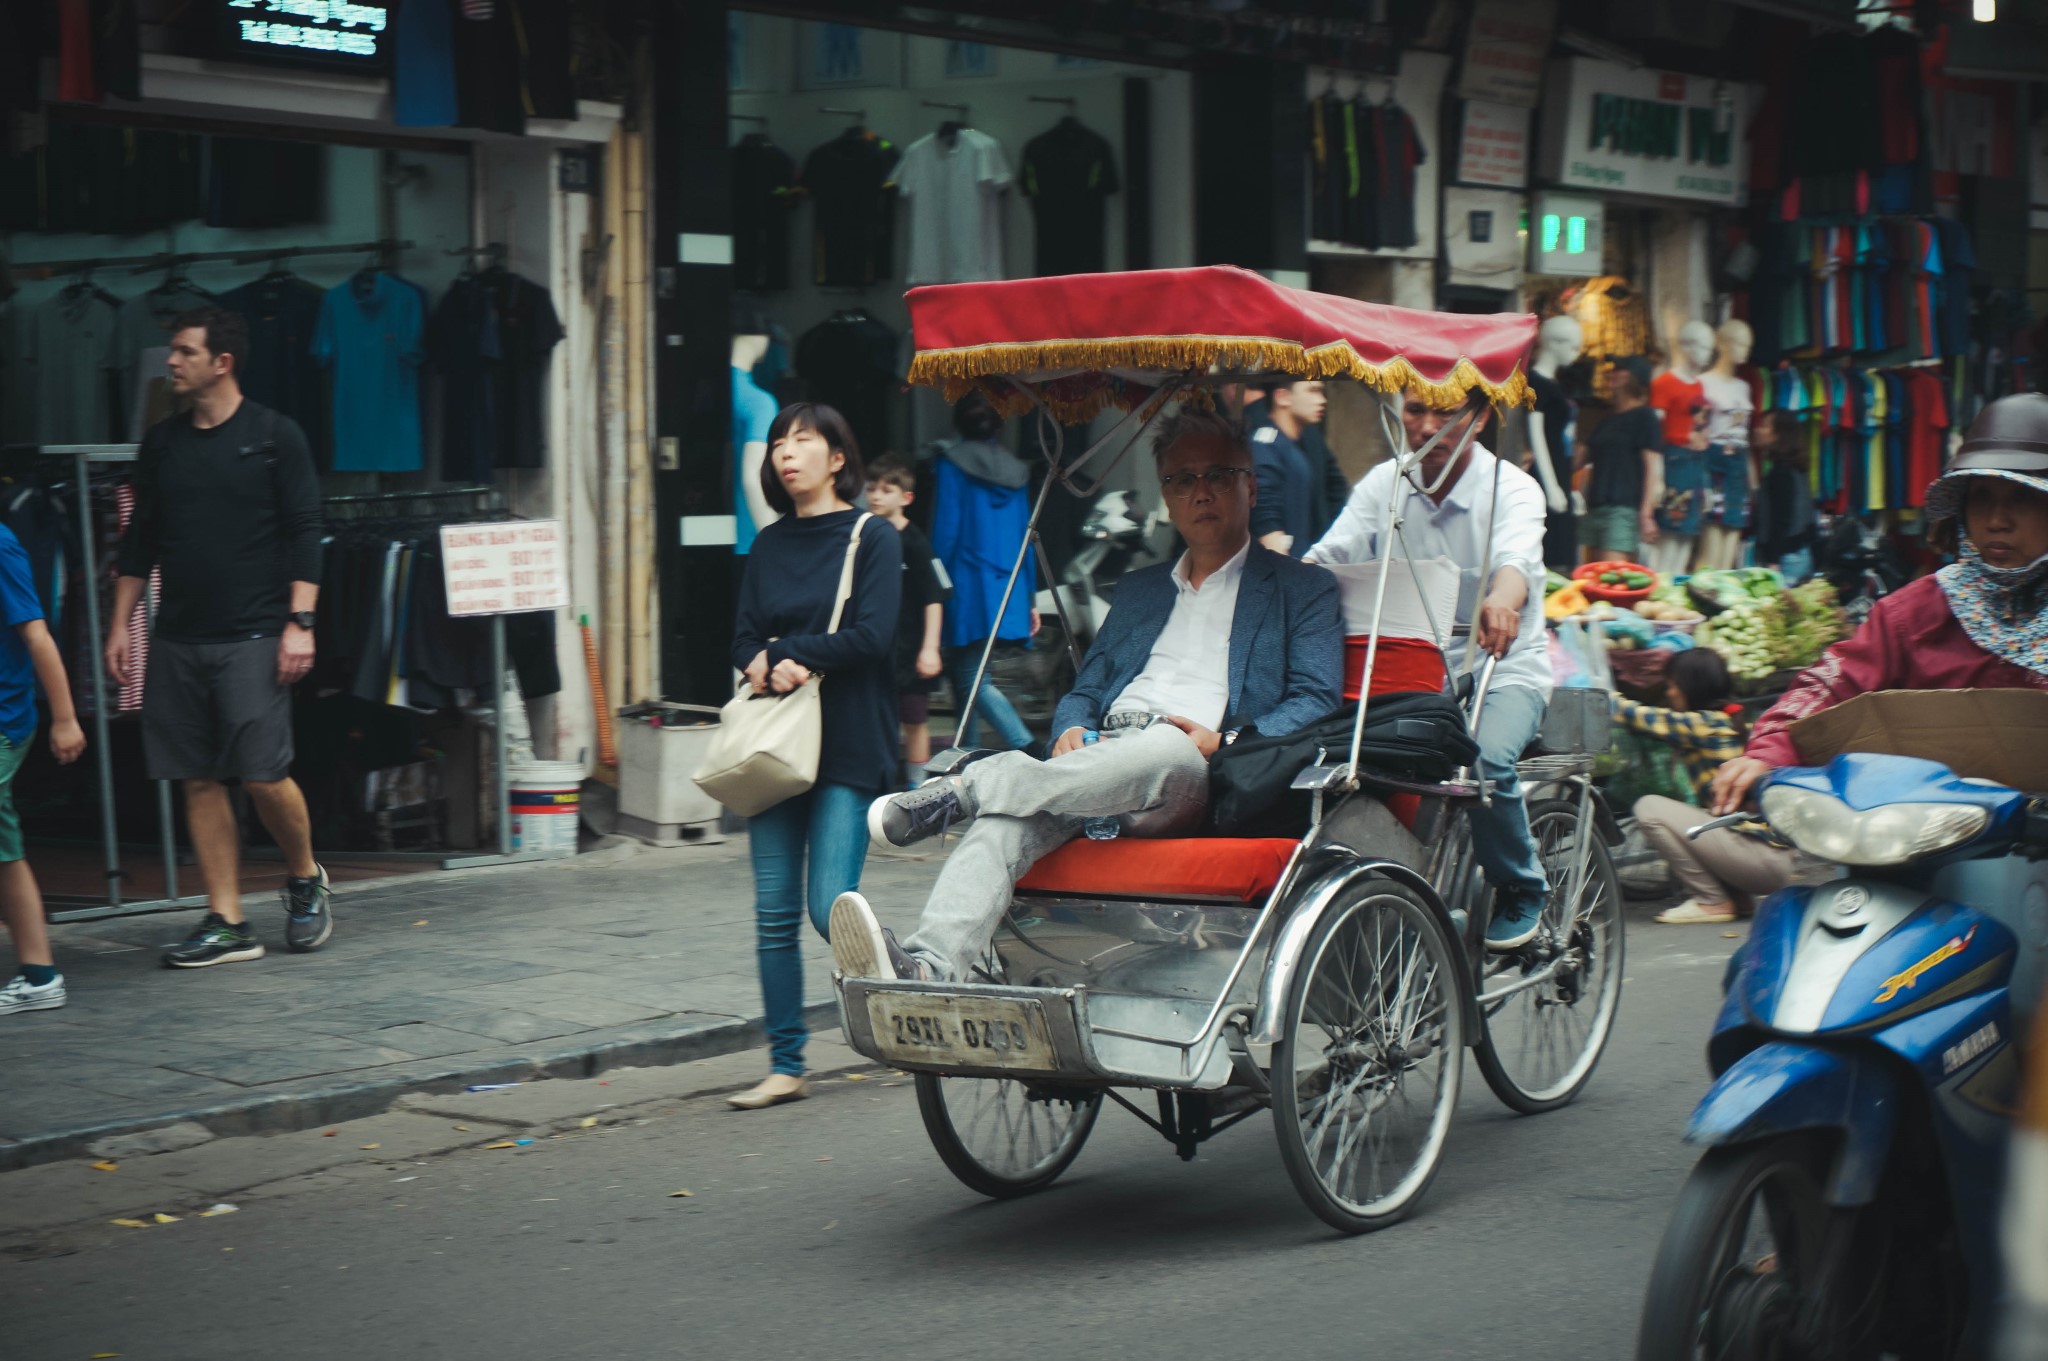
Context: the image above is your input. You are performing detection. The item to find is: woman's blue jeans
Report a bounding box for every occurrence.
[946,644,1032,750]
[747,781,873,1076]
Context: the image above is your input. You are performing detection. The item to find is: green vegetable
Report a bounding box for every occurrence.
[1624,571,1651,588]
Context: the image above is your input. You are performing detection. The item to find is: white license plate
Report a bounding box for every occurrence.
[865,993,1058,1072]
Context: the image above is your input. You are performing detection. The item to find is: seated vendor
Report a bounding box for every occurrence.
[1303,388,1554,950]
[830,407,1344,984]
[1713,391,2048,816]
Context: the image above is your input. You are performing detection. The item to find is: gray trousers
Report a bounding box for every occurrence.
[904,724,1211,981]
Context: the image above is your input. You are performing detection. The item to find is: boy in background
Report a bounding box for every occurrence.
[0,520,87,1014]
[866,458,949,786]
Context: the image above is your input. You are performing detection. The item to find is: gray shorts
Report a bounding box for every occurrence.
[142,636,294,783]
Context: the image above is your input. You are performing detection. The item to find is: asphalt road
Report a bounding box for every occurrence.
[6,916,1736,1361]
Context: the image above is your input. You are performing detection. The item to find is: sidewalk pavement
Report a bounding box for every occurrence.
[0,836,939,1171]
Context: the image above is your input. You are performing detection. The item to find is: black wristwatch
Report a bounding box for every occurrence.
[288,611,318,631]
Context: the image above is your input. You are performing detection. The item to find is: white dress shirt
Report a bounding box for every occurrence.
[1107,540,1250,730]
[1307,445,1553,699]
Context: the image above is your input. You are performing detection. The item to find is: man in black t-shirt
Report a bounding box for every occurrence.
[108,308,334,970]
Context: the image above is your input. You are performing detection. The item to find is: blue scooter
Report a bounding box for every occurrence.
[1636,752,2047,1360]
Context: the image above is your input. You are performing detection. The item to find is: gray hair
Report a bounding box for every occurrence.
[1150,405,1249,465]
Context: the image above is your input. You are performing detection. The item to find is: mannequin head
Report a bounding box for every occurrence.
[1713,318,1753,375]
[1676,321,1716,377]
[1534,316,1584,377]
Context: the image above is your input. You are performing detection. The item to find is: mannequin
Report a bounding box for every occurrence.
[1526,316,1582,568]
[1697,319,1756,572]
[1644,321,1716,578]
[732,330,779,553]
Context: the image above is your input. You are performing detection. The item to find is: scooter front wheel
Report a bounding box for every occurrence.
[1636,1137,1831,1361]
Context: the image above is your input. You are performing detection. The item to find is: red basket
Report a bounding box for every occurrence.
[1572,559,1656,606]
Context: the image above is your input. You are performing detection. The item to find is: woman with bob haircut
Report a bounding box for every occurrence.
[725,403,901,1109]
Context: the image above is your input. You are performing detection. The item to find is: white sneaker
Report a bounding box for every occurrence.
[828,892,890,979]
[0,972,66,1014]
[1655,899,1739,925]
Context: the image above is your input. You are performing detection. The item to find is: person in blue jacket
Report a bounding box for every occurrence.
[928,394,1038,750]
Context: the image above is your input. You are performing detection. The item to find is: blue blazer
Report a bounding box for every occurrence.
[1051,543,1344,740]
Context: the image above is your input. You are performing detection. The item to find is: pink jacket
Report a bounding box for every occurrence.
[1746,576,2048,767]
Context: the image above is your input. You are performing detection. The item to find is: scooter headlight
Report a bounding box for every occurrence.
[1759,786,1989,866]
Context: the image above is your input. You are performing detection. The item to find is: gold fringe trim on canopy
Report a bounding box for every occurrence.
[907,336,1534,414]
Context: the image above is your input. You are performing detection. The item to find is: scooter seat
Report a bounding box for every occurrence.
[1015,836,1298,903]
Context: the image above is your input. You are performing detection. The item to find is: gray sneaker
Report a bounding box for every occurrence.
[866,780,971,849]
[0,973,65,1014]
[283,865,334,953]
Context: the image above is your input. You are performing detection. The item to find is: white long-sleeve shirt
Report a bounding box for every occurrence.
[1307,444,1553,698]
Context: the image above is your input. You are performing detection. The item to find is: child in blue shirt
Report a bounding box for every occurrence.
[0,522,86,1014]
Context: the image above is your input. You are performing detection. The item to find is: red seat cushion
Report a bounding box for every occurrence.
[1015,836,1298,902]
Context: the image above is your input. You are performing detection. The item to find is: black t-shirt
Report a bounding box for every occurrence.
[891,519,949,690]
[733,135,799,293]
[1586,405,1662,512]
[116,400,325,643]
[486,271,564,471]
[801,129,900,288]
[219,275,327,459]
[1359,101,1426,251]
[795,313,900,471]
[1020,119,1120,276]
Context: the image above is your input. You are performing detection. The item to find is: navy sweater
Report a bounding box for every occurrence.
[730,508,902,793]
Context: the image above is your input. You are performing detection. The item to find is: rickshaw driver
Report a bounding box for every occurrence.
[830,407,1345,984]
[1303,389,1555,951]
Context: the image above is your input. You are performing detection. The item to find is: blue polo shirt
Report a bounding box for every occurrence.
[0,524,46,746]
[313,273,425,473]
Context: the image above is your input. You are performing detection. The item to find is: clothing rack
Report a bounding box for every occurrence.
[15,239,415,283]
[29,445,193,923]
[319,486,548,870]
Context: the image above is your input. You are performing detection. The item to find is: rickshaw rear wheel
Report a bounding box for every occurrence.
[1271,875,1464,1235]
[1473,798,1625,1114]
[916,1075,1102,1199]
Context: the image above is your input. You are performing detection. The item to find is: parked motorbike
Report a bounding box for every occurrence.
[1036,489,1167,652]
[1817,515,1910,626]
[1636,752,2048,1360]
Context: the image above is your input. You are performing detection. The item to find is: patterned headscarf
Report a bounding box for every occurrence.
[1929,468,2048,675]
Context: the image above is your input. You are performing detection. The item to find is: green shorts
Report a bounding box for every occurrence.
[1579,504,1639,555]
[0,732,26,864]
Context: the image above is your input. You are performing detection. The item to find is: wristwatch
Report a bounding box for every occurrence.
[288,611,318,631]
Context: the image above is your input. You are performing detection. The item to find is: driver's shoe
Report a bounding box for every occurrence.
[1485,889,1547,952]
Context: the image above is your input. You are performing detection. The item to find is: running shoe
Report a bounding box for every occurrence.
[0,973,66,1014]
[162,913,265,969]
[1485,890,1547,952]
[283,864,335,953]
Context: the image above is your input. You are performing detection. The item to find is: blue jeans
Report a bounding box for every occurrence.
[1468,684,1550,910]
[946,645,1032,751]
[747,781,873,1076]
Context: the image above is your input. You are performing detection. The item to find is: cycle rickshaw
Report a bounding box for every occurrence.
[835,266,1624,1234]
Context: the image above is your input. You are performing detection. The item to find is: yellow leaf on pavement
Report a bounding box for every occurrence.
[152,1213,179,1224]
[360,1144,380,1150]
[91,1160,118,1172]
[668,1189,693,1198]
[579,1117,597,1128]
[485,1141,518,1150]
[110,1219,150,1229]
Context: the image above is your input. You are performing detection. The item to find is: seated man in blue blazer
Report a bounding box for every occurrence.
[830,406,1344,984]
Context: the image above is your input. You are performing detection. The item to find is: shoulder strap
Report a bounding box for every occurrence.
[825,512,871,635]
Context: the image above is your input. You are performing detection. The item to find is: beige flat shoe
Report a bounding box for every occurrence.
[727,1073,809,1110]
[1656,899,1739,925]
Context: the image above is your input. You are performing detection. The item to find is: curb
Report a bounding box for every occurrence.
[0,1000,840,1174]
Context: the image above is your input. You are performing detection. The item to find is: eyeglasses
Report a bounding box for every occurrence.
[1159,467,1251,499]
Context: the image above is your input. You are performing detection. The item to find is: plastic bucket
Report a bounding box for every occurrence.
[509,760,583,855]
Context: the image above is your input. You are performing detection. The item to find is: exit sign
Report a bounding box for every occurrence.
[1530,193,1603,277]
[219,0,391,72]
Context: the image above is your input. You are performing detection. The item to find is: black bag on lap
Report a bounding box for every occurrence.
[1207,692,1479,836]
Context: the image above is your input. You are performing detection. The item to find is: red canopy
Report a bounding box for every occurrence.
[906,265,1537,420]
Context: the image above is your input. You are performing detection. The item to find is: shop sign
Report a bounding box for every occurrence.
[1455,100,1528,189]
[217,0,391,71]
[441,521,567,617]
[1537,59,1749,207]
[1457,0,1554,109]
[1529,192,1603,278]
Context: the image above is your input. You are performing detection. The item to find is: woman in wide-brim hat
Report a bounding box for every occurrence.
[1711,390,2048,816]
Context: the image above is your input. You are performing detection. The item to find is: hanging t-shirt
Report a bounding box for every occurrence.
[1360,101,1426,251]
[801,129,899,288]
[1649,371,1706,447]
[393,0,459,127]
[1307,93,1352,243]
[795,312,900,468]
[219,275,326,450]
[481,270,562,470]
[425,273,500,484]
[733,136,799,293]
[1902,368,1949,505]
[895,128,1011,286]
[1020,119,1119,276]
[451,1,524,136]
[28,289,120,444]
[732,365,778,555]
[312,272,426,473]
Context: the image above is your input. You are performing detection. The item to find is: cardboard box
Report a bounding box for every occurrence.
[1787,689,2048,791]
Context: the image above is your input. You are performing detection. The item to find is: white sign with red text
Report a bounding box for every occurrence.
[440,520,567,617]
[1456,99,1529,188]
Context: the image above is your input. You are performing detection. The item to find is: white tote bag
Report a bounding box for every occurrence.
[692,514,870,818]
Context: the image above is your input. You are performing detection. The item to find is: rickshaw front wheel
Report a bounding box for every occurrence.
[1271,875,1464,1235]
[916,1075,1102,1199]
